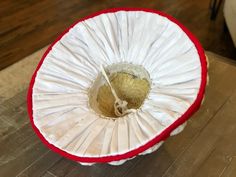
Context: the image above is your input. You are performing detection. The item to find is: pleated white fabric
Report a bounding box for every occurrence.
[32,11,201,165]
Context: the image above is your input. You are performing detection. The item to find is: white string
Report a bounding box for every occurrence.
[100,65,134,117]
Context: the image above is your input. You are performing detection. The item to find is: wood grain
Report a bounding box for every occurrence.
[0,119,15,140]
[0,124,48,177]
[0,0,236,70]
[17,151,61,177]
[46,156,142,177]
[221,157,236,177]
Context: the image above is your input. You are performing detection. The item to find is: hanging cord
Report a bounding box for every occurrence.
[100,65,134,116]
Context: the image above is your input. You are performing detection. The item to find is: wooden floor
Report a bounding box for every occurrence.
[0,51,236,177]
[0,0,236,70]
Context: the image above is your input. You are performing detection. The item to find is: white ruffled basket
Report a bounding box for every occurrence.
[28,8,208,165]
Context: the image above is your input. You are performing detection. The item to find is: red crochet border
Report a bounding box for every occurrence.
[27,8,207,163]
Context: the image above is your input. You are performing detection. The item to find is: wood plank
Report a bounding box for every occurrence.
[47,156,142,177]
[221,157,236,177]
[41,171,58,177]
[0,124,49,177]
[95,157,142,177]
[0,89,27,115]
[0,141,48,177]
[64,164,107,177]
[46,158,78,177]
[120,146,174,177]
[192,91,236,177]
[193,139,236,177]
[206,52,236,67]
[16,151,61,177]
[0,90,29,136]
[0,118,15,139]
[0,88,56,177]
[207,57,236,94]
[0,1,40,17]
[0,123,36,157]
[0,0,111,70]
[0,102,29,130]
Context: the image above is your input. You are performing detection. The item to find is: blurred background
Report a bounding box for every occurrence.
[0,0,236,70]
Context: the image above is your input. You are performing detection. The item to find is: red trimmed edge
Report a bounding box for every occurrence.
[27,8,207,163]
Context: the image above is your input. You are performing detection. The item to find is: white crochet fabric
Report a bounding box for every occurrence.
[31,10,205,165]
